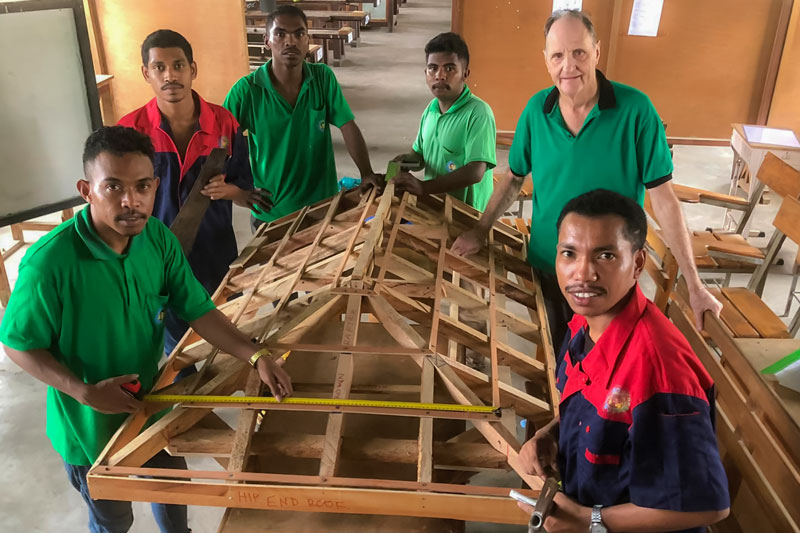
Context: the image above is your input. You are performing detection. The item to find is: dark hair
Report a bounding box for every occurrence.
[556,189,647,251]
[141,29,193,66]
[544,9,598,43]
[424,32,470,67]
[83,126,155,168]
[266,5,308,30]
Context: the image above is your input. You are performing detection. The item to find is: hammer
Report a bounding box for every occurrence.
[528,477,559,532]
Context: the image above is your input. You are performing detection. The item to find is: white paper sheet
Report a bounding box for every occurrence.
[628,0,664,37]
[776,359,800,394]
[553,0,582,12]
[743,125,800,148]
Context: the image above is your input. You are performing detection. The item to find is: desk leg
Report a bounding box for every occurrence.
[387,0,394,32]
[0,253,10,307]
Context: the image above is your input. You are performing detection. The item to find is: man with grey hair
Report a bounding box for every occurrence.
[452,9,721,351]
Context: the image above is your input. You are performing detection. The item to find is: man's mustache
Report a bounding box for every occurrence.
[161,82,184,91]
[115,211,146,221]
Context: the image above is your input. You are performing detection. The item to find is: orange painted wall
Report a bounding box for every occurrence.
[454,0,785,138]
[92,0,249,121]
[768,1,800,133]
[609,0,783,138]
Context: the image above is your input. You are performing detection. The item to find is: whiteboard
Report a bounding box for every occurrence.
[0,1,101,225]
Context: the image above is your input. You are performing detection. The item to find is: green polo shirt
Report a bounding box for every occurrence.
[509,70,673,272]
[0,207,215,465]
[224,61,355,222]
[412,86,496,211]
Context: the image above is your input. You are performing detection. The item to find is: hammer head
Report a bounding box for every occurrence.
[529,477,559,532]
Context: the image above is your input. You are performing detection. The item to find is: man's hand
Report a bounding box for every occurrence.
[519,425,559,479]
[517,492,591,533]
[688,284,723,331]
[451,227,487,257]
[77,374,143,414]
[358,173,386,195]
[200,174,240,201]
[235,188,273,212]
[393,171,426,197]
[255,356,293,402]
[201,175,273,211]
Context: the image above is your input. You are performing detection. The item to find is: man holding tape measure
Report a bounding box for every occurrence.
[0,127,292,533]
[517,190,729,533]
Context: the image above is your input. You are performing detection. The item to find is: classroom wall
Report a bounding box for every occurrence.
[90,0,250,122]
[768,0,800,133]
[453,0,789,138]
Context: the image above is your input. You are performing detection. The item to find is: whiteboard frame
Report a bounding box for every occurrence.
[0,0,102,227]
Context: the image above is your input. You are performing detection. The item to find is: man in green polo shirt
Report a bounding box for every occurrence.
[224,5,381,230]
[367,32,495,211]
[0,127,292,533]
[452,9,721,350]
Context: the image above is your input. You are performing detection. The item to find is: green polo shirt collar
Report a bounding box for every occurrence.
[74,207,143,260]
[254,60,314,104]
[427,85,474,116]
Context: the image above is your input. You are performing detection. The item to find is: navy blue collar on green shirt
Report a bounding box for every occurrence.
[75,207,144,261]
[543,69,617,113]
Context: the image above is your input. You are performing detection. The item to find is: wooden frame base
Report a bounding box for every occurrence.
[87,187,556,525]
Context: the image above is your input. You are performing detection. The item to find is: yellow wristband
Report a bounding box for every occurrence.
[249,347,270,367]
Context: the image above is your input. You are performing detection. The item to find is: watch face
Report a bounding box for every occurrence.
[590,524,607,533]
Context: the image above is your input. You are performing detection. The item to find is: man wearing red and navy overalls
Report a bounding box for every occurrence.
[120,30,271,354]
[518,189,730,533]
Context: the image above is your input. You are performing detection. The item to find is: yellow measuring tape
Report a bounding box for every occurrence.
[144,394,500,415]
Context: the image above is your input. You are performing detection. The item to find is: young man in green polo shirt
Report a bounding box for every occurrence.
[370,32,496,211]
[452,9,721,351]
[0,127,292,533]
[224,5,382,230]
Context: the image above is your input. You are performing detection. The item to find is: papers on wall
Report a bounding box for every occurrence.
[743,125,800,148]
[628,0,664,37]
[553,0,582,12]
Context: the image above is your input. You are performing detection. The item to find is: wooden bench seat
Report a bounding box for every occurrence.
[690,230,764,271]
[672,183,751,208]
[708,287,790,339]
[308,27,354,65]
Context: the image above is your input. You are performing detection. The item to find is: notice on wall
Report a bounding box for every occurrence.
[743,125,800,148]
[628,0,664,37]
[553,0,582,12]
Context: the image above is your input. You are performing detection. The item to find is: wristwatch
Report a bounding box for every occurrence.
[589,505,607,532]
[248,347,271,367]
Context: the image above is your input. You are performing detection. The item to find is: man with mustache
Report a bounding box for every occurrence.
[118,29,267,355]
[0,127,292,533]
[224,5,381,230]
[516,189,729,533]
[451,10,721,352]
[365,32,496,211]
